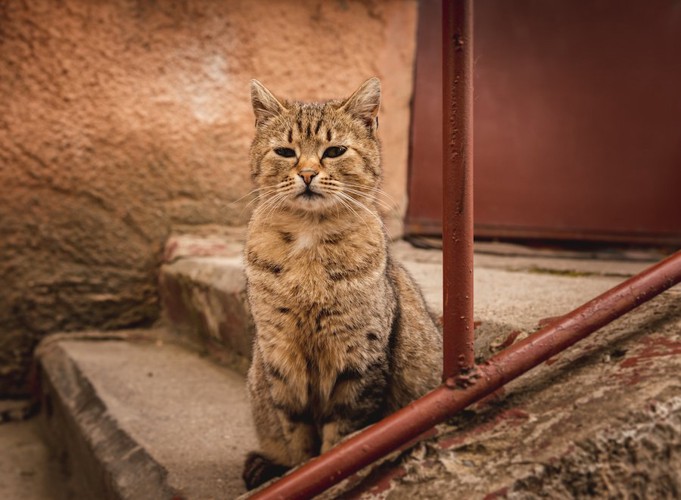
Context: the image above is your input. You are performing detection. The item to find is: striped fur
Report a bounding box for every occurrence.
[243,78,442,490]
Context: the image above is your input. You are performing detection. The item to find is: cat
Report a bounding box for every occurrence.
[242,78,442,490]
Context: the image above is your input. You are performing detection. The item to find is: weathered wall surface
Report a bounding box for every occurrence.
[0,0,418,395]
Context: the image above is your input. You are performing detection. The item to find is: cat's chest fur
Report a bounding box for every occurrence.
[245,216,390,406]
[246,217,385,305]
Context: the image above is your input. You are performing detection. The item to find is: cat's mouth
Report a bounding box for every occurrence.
[296,187,324,200]
[291,185,334,212]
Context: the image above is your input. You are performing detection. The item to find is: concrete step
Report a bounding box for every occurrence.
[39,231,680,498]
[37,329,257,500]
[36,295,681,500]
[159,232,650,369]
[160,233,253,375]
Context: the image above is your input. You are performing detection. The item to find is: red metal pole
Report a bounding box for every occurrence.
[443,0,475,377]
[249,251,681,499]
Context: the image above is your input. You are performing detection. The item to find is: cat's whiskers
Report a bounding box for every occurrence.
[244,185,283,209]
[251,195,277,219]
[256,197,285,224]
[234,183,288,217]
[319,180,393,220]
[335,181,399,207]
[253,187,294,221]
[260,192,292,221]
[267,183,298,216]
[268,191,296,220]
[336,186,394,213]
[343,180,392,199]
[241,189,284,217]
[333,191,384,229]
[320,179,397,213]
[232,184,286,207]
[331,193,371,232]
[231,186,268,206]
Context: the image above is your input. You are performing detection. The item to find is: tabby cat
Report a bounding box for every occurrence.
[242,78,442,490]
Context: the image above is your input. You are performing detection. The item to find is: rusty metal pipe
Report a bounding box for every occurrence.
[442,0,475,378]
[482,250,681,383]
[249,251,681,499]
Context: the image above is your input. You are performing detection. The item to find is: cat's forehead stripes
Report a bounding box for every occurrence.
[296,111,303,134]
[284,103,336,144]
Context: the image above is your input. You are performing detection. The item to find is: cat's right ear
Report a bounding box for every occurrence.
[251,80,285,127]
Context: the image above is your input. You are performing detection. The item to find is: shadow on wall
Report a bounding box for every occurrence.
[0,0,419,395]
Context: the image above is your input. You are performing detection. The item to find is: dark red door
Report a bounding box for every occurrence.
[407,0,681,245]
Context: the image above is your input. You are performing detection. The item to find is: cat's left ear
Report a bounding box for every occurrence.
[251,79,286,127]
[341,77,381,132]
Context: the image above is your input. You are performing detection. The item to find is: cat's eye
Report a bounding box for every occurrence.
[274,147,296,158]
[322,146,347,159]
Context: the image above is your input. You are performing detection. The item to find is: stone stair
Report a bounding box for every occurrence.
[36,232,681,499]
[38,330,257,499]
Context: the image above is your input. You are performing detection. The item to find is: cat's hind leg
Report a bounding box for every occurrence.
[320,366,388,453]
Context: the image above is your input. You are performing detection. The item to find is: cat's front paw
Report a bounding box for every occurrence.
[242,451,290,490]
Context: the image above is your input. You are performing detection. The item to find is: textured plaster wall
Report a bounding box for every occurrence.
[0,0,418,395]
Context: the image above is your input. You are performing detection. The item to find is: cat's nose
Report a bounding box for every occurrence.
[299,169,318,185]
